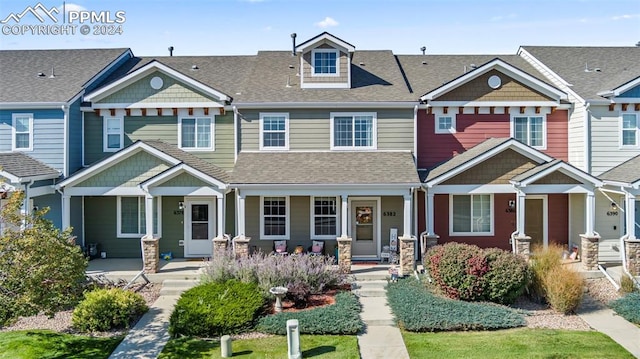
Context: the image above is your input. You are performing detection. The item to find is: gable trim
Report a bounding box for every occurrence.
[141,163,227,191]
[295,32,355,54]
[420,58,567,102]
[511,161,602,187]
[598,76,640,98]
[84,61,231,103]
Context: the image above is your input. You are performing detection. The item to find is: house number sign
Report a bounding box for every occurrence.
[383,211,397,217]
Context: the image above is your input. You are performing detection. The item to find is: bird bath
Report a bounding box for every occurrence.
[269,286,288,313]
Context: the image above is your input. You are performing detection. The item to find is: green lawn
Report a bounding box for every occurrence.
[403,328,634,359]
[0,330,123,359]
[159,335,359,359]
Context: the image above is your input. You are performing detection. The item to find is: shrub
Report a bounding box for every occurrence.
[609,293,640,324]
[542,265,584,314]
[169,280,265,337]
[528,244,564,303]
[386,278,526,332]
[72,288,148,332]
[202,250,346,306]
[425,243,528,304]
[619,275,638,294]
[257,292,362,335]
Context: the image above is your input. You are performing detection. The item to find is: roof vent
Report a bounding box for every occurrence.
[291,33,297,56]
[420,46,426,55]
[191,65,199,70]
[168,46,174,56]
[49,66,55,78]
[37,72,45,77]
[359,62,365,66]
[469,64,477,69]
[594,68,601,72]
[288,64,294,69]
[286,75,292,88]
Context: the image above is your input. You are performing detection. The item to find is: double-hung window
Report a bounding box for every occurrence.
[312,49,338,76]
[311,196,339,239]
[435,115,456,134]
[103,117,123,152]
[331,112,376,150]
[621,113,639,147]
[12,113,33,151]
[512,116,545,148]
[261,196,289,239]
[117,196,161,237]
[260,113,288,150]
[180,117,213,150]
[450,194,493,236]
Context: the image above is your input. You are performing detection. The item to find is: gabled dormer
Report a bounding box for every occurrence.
[295,32,355,89]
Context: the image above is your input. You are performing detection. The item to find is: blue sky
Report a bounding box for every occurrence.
[1,0,639,56]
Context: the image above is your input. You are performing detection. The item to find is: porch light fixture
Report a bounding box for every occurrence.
[611,202,618,211]
[508,200,515,209]
[178,201,184,210]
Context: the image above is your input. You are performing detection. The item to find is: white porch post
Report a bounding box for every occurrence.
[402,193,412,237]
[237,191,246,236]
[61,194,71,230]
[585,191,596,236]
[340,194,348,237]
[626,192,636,240]
[144,193,154,238]
[216,194,224,238]
[425,190,435,235]
[516,190,527,236]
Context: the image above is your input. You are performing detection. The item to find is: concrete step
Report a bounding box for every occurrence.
[351,272,390,281]
[352,280,388,290]
[159,279,199,296]
[352,287,387,297]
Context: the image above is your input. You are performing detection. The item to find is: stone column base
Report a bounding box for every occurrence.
[580,234,600,271]
[233,235,251,259]
[212,236,228,258]
[514,234,531,259]
[399,236,416,277]
[337,236,352,274]
[141,236,160,274]
[625,239,640,276]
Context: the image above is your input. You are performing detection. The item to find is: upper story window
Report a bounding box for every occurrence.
[450,194,493,236]
[435,115,456,134]
[103,117,124,152]
[179,117,213,151]
[260,113,289,150]
[261,196,289,240]
[12,113,33,151]
[331,112,376,150]
[512,115,545,149]
[621,113,639,148]
[312,49,339,76]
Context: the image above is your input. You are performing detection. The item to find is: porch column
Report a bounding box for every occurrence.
[142,193,159,273]
[337,194,351,274]
[144,194,154,238]
[514,190,531,258]
[216,194,224,238]
[422,189,439,252]
[340,194,348,237]
[61,194,71,230]
[402,193,412,238]
[625,193,636,240]
[236,191,246,237]
[580,190,600,271]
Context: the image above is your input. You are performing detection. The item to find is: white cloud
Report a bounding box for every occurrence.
[490,13,517,22]
[315,16,338,28]
[612,14,640,20]
[264,25,272,31]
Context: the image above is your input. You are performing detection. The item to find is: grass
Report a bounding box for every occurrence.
[0,330,123,359]
[403,328,634,358]
[159,335,358,359]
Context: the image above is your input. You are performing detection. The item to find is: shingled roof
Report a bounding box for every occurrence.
[143,140,230,183]
[0,152,60,182]
[231,151,419,185]
[0,48,130,103]
[520,46,640,101]
[599,155,640,185]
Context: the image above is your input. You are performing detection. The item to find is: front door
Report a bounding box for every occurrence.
[184,198,214,257]
[525,197,545,250]
[351,200,378,258]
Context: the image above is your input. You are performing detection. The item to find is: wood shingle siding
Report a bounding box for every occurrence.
[435,70,552,102]
[440,150,538,185]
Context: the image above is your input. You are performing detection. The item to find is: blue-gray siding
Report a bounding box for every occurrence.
[620,85,640,98]
[68,99,83,175]
[33,192,62,229]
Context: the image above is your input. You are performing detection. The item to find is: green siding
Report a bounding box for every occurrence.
[380,196,405,247]
[84,112,235,171]
[160,172,209,187]
[84,196,140,258]
[70,196,83,245]
[98,72,216,104]
[76,151,170,187]
[240,109,414,152]
[225,191,235,237]
[160,196,185,258]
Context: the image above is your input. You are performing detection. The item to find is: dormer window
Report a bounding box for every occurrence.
[312,49,339,76]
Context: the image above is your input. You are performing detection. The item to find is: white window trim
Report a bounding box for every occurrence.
[116,196,162,238]
[11,113,33,151]
[449,194,494,236]
[260,196,290,240]
[259,112,289,151]
[435,114,457,134]
[620,113,640,149]
[311,48,340,77]
[103,116,124,152]
[178,116,215,151]
[310,196,340,240]
[510,113,547,150]
[330,112,377,150]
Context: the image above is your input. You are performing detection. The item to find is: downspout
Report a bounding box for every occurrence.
[233,106,239,164]
[413,105,418,165]
[584,102,592,173]
[62,104,69,177]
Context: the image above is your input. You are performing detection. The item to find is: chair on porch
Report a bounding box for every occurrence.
[381,236,399,264]
[309,240,325,256]
[273,240,288,255]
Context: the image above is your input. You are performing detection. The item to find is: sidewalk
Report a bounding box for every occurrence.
[577,295,640,358]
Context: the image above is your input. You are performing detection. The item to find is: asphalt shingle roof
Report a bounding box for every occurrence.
[521,46,640,101]
[0,48,130,103]
[599,155,640,184]
[231,151,419,185]
[0,152,60,180]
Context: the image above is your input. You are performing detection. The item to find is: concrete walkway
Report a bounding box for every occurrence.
[351,265,410,359]
[577,294,640,358]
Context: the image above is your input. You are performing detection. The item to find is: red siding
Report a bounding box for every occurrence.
[548,194,569,246]
[416,110,569,169]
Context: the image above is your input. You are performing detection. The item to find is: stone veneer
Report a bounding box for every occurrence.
[212,237,228,258]
[625,239,640,276]
[142,236,159,274]
[337,236,352,274]
[580,234,600,271]
[233,236,251,259]
[399,236,416,277]
[514,235,531,260]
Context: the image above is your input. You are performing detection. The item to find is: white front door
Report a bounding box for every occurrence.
[184,198,214,257]
[351,199,379,258]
